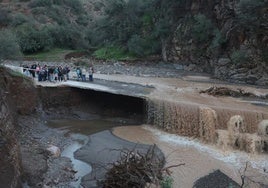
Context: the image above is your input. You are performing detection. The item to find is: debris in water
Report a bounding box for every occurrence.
[200,86,267,99]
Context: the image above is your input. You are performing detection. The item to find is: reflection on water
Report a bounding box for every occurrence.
[48,118,130,136]
[61,134,91,188]
[47,118,132,188]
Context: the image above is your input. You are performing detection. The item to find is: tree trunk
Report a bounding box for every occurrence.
[161,38,168,62]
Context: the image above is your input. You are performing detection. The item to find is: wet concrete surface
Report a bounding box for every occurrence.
[36,78,154,98]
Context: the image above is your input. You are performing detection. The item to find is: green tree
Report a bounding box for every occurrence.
[192,14,214,44]
[0,8,11,26]
[47,25,88,49]
[148,0,187,61]
[237,0,265,32]
[0,29,22,60]
[16,24,53,53]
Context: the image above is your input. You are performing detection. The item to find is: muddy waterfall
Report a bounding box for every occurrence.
[146,99,268,154]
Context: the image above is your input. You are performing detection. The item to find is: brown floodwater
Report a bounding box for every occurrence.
[47,118,130,136]
[46,117,268,188]
[113,125,268,188]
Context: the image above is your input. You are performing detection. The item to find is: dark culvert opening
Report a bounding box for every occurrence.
[38,87,147,124]
[78,88,146,117]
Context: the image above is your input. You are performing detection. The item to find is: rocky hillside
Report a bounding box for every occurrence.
[165,0,268,86]
[0,0,267,86]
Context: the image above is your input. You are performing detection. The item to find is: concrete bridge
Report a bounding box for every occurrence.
[4,64,154,98]
[4,63,268,107]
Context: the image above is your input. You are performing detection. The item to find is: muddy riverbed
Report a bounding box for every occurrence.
[18,105,148,188]
[18,108,268,188]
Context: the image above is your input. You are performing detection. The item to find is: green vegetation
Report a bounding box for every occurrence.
[0,29,22,61]
[160,176,174,188]
[230,50,250,65]
[23,48,76,61]
[0,0,266,64]
[192,14,214,44]
[16,24,53,53]
[93,46,136,61]
[0,0,89,59]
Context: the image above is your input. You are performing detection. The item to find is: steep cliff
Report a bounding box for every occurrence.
[0,67,37,187]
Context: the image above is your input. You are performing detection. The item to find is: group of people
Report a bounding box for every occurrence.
[22,63,94,82]
[23,64,70,82]
[76,66,94,82]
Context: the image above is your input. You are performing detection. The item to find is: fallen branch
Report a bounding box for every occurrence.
[99,145,183,188]
[200,86,267,99]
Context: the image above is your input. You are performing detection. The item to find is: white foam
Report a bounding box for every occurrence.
[144,126,268,173]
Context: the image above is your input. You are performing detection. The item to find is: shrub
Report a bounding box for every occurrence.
[16,25,53,53]
[63,0,83,14]
[93,46,125,60]
[192,14,214,43]
[160,176,174,188]
[0,29,22,60]
[28,0,53,8]
[230,50,250,64]
[47,25,88,49]
[0,8,11,26]
[237,0,264,27]
[210,29,226,49]
[76,15,89,26]
[127,34,161,57]
[10,13,29,27]
[46,7,68,25]
[93,46,134,60]
[127,35,145,57]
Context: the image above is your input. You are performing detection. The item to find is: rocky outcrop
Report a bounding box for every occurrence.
[167,0,268,86]
[0,67,38,187]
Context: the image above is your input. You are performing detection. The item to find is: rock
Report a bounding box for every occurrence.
[230,73,248,81]
[256,76,268,86]
[246,74,258,84]
[46,145,61,157]
[184,64,198,71]
[214,67,229,79]
[217,58,231,66]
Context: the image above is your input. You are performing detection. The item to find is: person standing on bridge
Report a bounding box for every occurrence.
[88,65,94,82]
[76,67,82,81]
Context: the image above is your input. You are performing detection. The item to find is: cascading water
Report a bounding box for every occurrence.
[147,99,199,137]
[146,98,268,154]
